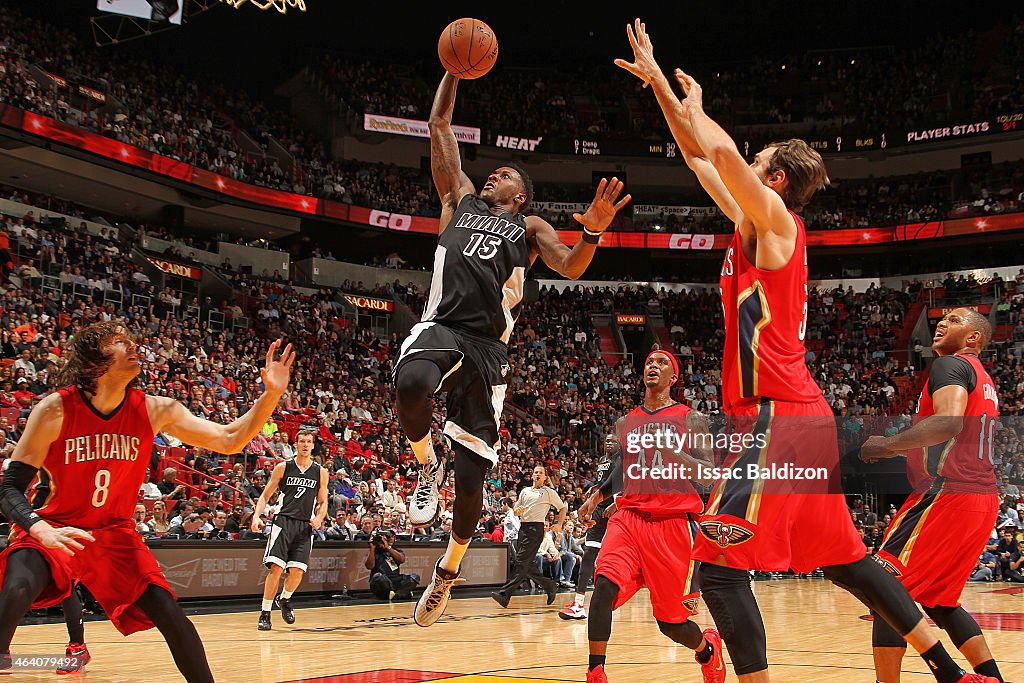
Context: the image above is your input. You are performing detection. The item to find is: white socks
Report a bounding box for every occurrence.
[440,536,469,574]
[410,434,436,466]
[261,599,273,611]
[281,589,294,599]
[574,593,585,607]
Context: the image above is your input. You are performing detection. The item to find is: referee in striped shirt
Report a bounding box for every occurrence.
[491,464,566,608]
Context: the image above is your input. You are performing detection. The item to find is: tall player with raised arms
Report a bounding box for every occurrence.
[0,322,293,682]
[394,67,632,627]
[618,18,996,683]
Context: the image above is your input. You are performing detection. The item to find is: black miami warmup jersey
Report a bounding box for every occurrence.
[422,194,531,344]
[277,459,321,522]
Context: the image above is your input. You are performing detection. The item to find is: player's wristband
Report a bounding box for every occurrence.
[581,227,602,245]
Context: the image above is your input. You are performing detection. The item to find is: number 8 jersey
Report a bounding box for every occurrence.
[720,211,820,411]
[33,386,154,530]
[422,194,531,344]
[910,353,999,494]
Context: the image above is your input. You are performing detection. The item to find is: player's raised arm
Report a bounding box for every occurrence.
[0,394,95,553]
[150,339,294,455]
[615,20,742,224]
[675,69,794,238]
[251,462,285,532]
[428,72,476,229]
[526,177,631,280]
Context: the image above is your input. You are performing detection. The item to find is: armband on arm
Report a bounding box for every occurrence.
[0,461,42,532]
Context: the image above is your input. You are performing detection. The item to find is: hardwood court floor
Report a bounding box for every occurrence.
[6,579,1024,682]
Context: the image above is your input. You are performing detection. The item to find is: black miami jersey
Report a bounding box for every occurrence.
[277,459,321,522]
[422,194,531,344]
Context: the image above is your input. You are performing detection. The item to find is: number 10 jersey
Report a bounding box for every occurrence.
[422,194,531,345]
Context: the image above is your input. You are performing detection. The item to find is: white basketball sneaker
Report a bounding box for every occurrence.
[409,458,444,528]
[414,560,461,627]
[558,602,587,620]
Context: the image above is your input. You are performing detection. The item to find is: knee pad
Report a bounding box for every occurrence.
[824,558,920,636]
[588,576,619,643]
[698,564,767,675]
[871,610,907,648]
[656,619,703,649]
[923,605,982,649]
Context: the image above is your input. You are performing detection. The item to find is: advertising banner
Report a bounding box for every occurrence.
[151,542,507,599]
[145,256,201,280]
[363,113,480,144]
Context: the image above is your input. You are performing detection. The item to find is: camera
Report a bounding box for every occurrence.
[370,528,391,547]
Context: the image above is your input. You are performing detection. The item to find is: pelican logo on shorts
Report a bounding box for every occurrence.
[682,597,699,612]
[700,521,755,548]
[872,555,902,577]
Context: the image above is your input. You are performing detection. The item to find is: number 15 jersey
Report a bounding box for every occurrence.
[720,211,821,411]
[422,194,531,344]
[33,386,154,530]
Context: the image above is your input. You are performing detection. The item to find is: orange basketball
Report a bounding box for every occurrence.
[438,18,498,80]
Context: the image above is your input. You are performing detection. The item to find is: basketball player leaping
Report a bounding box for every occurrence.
[862,309,1003,683]
[395,71,632,627]
[0,321,293,682]
[252,426,328,631]
[618,19,995,683]
[577,349,726,683]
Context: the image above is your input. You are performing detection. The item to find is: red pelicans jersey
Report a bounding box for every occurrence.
[33,386,154,529]
[909,353,998,494]
[720,212,821,410]
[618,402,704,517]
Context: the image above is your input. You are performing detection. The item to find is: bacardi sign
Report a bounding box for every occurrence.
[343,294,394,313]
[145,256,201,280]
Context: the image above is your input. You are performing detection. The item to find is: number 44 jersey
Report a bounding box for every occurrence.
[719,211,820,411]
[422,194,531,345]
[33,386,154,531]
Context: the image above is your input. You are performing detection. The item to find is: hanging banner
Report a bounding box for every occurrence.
[145,256,201,280]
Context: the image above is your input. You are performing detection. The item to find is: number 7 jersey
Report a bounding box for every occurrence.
[422,194,531,344]
[33,386,154,530]
[720,211,821,411]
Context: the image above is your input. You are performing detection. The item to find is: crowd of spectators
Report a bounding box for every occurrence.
[1,5,1023,236]
[313,20,1024,143]
[0,183,1021,598]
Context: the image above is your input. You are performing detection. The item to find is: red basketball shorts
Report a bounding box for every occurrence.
[594,508,700,624]
[692,397,865,573]
[875,491,998,608]
[0,520,176,635]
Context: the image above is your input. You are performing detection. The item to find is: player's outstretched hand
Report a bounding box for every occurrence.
[860,435,900,464]
[601,501,618,519]
[35,524,95,557]
[311,517,324,531]
[261,339,295,396]
[251,517,266,533]
[614,18,659,88]
[673,69,704,113]
[573,177,632,234]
